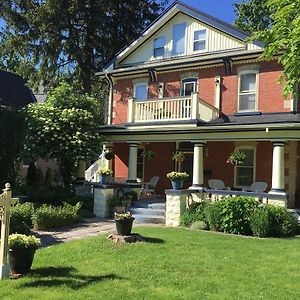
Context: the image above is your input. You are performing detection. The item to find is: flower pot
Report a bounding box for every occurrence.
[115,218,134,236]
[8,248,36,274]
[104,152,114,160]
[171,180,184,190]
[99,175,109,184]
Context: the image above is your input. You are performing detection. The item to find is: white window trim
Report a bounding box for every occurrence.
[192,29,207,53]
[133,81,148,101]
[181,77,198,96]
[153,36,166,59]
[237,69,259,112]
[234,146,256,188]
[172,23,187,57]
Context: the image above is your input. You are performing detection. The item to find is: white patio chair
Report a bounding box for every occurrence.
[242,182,268,193]
[208,179,230,190]
[140,176,160,197]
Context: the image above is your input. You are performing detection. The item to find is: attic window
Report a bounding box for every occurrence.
[153,37,166,58]
[193,29,206,52]
[172,23,186,56]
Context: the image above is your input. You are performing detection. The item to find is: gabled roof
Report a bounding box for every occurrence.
[102,0,262,72]
[0,70,36,108]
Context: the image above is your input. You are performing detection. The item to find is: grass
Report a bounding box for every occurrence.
[1,227,300,300]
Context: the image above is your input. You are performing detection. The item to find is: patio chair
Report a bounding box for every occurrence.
[208,179,230,190]
[140,176,160,197]
[242,182,268,193]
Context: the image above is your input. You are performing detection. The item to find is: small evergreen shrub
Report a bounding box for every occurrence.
[250,205,298,238]
[32,202,81,230]
[10,202,35,234]
[190,221,208,230]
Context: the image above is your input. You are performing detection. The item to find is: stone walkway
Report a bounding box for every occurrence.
[33,218,117,247]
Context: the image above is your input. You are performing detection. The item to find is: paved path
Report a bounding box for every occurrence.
[33,218,117,247]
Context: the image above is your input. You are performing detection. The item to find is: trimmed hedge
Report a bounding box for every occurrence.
[32,202,82,230]
[10,202,35,234]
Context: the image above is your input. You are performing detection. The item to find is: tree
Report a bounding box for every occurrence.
[0,107,25,187]
[23,82,103,187]
[251,0,300,95]
[0,0,167,93]
[234,0,272,32]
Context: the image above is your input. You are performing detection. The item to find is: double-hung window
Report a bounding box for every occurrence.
[134,83,148,101]
[172,23,186,56]
[235,148,255,188]
[193,29,206,52]
[238,71,258,111]
[153,37,166,58]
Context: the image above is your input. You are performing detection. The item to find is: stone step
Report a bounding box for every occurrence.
[131,201,166,210]
[149,203,165,210]
[134,215,165,224]
[130,207,165,216]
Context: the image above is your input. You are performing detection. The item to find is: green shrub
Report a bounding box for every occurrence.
[10,202,35,234]
[217,196,259,235]
[32,202,82,230]
[180,201,210,227]
[11,202,34,227]
[204,202,222,231]
[67,195,94,211]
[250,205,299,238]
[190,221,208,230]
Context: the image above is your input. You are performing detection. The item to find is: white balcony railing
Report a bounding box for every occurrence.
[127,92,219,123]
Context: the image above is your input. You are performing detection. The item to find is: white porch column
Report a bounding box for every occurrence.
[191,92,199,120]
[269,141,286,194]
[190,142,204,189]
[127,98,135,123]
[127,142,139,182]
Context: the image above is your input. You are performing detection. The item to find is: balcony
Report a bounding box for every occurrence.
[127,92,219,124]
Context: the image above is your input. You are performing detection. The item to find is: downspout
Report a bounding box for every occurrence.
[104,70,113,125]
[215,76,222,117]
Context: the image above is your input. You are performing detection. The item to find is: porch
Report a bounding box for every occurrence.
[127,92,219,124]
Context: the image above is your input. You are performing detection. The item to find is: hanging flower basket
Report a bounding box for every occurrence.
[142,150,156,160]
[172,151,185,162]
[104,151,114,160]
[227,149,246,166]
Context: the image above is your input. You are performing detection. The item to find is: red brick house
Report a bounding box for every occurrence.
[98,1,300,208]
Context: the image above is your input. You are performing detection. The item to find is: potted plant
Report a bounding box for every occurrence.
[8,233,40,275]
[97,168,113,184]
[172,151,185,162]
[227,148,246,165]
[142,150,156,160]
[114,211,135,236]
[166,171,189,190]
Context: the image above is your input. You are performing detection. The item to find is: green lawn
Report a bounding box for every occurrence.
[1,227,300,300]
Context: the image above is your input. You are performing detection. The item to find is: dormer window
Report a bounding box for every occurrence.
[193,29,206,52]
[153,37,166,58]
[172,23,186,56]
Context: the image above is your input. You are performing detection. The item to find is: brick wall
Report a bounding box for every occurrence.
[112,61,287,125]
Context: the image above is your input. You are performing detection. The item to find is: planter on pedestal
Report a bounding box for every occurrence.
[171,180,184,190]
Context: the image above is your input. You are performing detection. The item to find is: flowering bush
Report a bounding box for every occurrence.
[97,168,113,176]
[114,211,134,220]
[8,234,40,250]
[227,149,246,165]
[166,171,189,181]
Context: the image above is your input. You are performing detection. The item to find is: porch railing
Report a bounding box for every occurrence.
[127,92,219,123]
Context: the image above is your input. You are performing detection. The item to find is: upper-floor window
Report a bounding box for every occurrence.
[193,29,206,52]
[238,71,258,111]
[134,82,148,101]
[181,78,198,96]
[172,23,186,56]
[153,37,166,58]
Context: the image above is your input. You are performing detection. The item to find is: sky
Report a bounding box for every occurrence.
[0,1,243,28]
[179,0,243,24]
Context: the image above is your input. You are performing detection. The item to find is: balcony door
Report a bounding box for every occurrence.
[181,78,198,96]
[134,83,148,101]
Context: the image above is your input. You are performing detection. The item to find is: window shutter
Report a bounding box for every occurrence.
[172,23,186,56]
